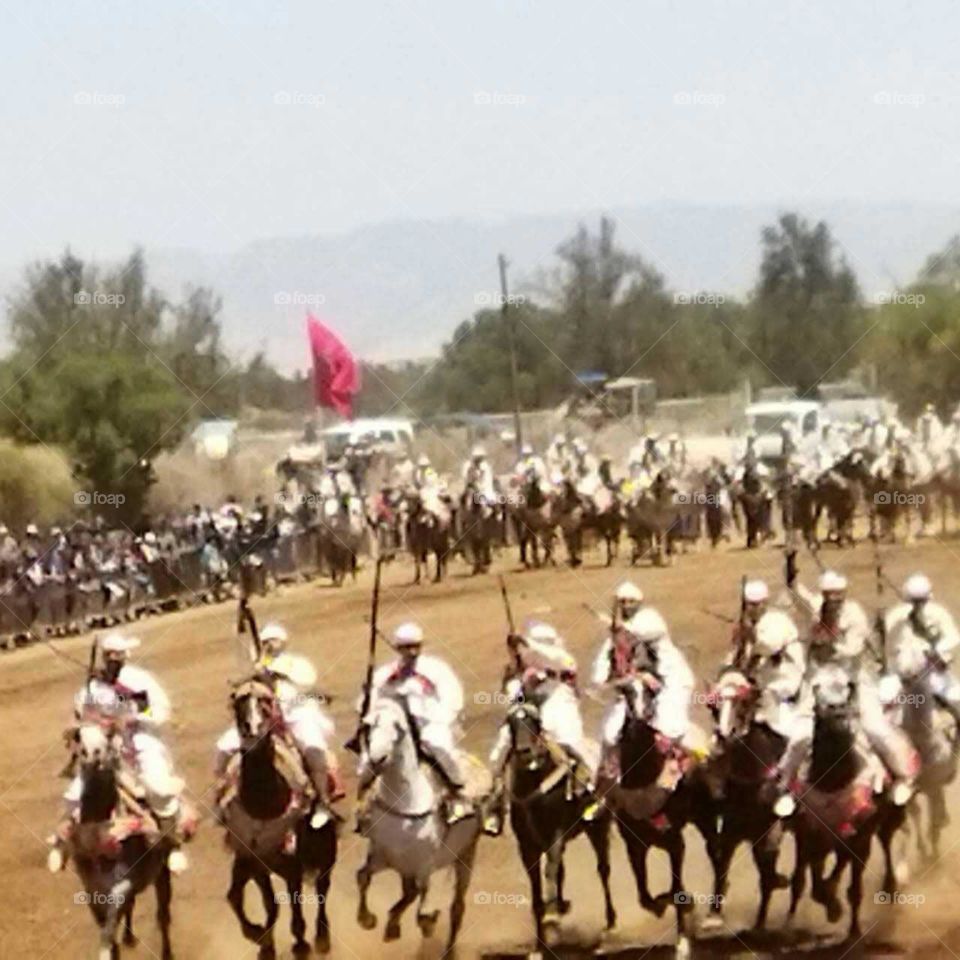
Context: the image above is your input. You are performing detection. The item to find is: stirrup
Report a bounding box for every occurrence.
[773,794,796,818]
[445,798,471,824]
[310,808,332,830]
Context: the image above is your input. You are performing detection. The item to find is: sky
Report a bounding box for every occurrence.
[1,0,958,267]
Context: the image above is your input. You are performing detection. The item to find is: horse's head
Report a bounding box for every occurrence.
[506,699,550,771]
[76,721,120,775]
[362,695,413,775]
[810,665,859,782]
[713,669,754,740]
[231,678,281,746]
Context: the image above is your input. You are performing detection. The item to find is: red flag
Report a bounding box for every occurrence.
[307,315,360,419]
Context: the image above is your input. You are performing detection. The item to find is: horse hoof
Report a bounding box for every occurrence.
[542,920,561,948]
[558,898,572,916]
[676,935,691,960]
[315,933,331,954]
[358,911,377,931]
[699,914,724,934]
[384,921,401,942]
[894,860,911,886]
[292,941,312,957]
[123,931,138,947]
[258,947,277,960]
[826,899,843,924]
[418,910,440,937]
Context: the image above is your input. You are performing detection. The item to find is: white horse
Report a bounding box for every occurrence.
[356,695,483,953]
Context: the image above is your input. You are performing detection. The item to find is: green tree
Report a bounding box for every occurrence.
[750,213,863,395]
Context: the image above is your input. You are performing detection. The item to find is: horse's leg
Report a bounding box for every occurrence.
[121,898,137,946]
[253,868,279,959]
[314,835,336,953]
[813,850,844,924]
[284,870,309,957]
[384,874,420,941]
[541,836,565,936]
[156,864,173,960]
[100,879,133,960]
[752,824,787,930]
[847,839,868,941]
[665,832,691,956]
[518,835,545,944]
[707,827,736,926]
[931,786,948,858]
[228,857,265,942]
[622,828,663,915]
[444,839,478,955]
[788,833,808,920]
[356,849,381,929]
[586,817,617,930]
[556,858,570,915]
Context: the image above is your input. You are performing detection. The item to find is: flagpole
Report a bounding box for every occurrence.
[498,254,523,454]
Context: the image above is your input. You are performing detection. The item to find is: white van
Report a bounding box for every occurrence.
[320,417,415,459]
[745,400,821,461]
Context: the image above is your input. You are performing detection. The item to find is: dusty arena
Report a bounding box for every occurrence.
[5,536,960,959]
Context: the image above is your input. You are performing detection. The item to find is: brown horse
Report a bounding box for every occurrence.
[221,680,338,958]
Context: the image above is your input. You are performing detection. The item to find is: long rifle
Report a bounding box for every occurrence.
[871,524,888,671]
[732,575,749,670]
[499,574,524,689]
[236,590,261,662]
[356,555,384,732]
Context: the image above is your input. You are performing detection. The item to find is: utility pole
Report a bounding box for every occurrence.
[498,253,523,452]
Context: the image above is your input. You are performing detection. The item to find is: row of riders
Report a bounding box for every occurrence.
[382,402,960,577]
[47,557,960,957]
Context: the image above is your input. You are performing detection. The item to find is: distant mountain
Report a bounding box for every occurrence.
[4,202,959,370]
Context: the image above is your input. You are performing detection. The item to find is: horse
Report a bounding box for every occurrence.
[898,671,959,860]
[221,679,338,958]
[458,484,498,574]
[64,721,177,960]
[701,669,792,931]
[355,695,482,953]
[599,682,713,957]
[583,485,623,567]
[788,668,904,940]
[512,473,557,568]
[318,496,363,586]
[405,491,450,584]
[552,480,587,567]
[504,698,616,947]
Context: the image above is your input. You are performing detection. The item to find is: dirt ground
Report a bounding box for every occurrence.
[6,535,960,959]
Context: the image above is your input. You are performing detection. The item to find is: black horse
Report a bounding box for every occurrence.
[788,671,905,941]
[504,699,616,948]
